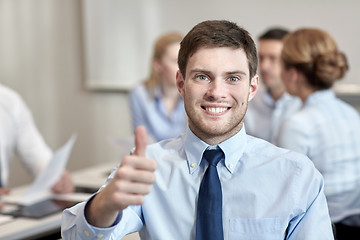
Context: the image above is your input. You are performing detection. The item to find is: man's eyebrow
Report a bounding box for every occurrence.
[189,68,211,75]
[189,69,248,76]
[226,71,247,76]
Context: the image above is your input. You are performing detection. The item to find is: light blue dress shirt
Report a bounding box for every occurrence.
[276,89,360,223]
[62,127,333,239]
[245,88,301,143]
[129,84,187,142]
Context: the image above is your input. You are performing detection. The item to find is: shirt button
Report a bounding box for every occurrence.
[84,230,90,237]
[97,234,104,239]
[191,163,196,168]
[229,164,233,169]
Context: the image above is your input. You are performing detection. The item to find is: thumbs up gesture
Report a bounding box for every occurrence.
[85,126,157,228]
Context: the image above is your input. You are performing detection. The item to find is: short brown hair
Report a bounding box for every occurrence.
[259,28,288,41]
[178,20,258,80]
[282,28,348,89]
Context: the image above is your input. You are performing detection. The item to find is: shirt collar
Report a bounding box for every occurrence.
[154,85,163,101]
[305,89,334,105]
[184,127,247,174]
[263,90,276,107]
[280,92,295,101]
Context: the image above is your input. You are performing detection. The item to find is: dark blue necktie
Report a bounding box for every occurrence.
[196,147,224,240]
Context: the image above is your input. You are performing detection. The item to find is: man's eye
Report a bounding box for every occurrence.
[197,75,208,81]
[229,76,239,82]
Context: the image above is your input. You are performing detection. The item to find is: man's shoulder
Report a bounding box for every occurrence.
[0,84,27,113]
[246,135,316,171]
[129,83,148,98]
[0,84,22,101]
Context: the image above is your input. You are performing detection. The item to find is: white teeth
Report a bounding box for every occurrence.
[206,107,227,113]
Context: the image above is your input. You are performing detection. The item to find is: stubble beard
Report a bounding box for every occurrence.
[186,103,247,144]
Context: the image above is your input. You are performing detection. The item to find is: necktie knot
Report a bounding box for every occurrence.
[203,148,224,167]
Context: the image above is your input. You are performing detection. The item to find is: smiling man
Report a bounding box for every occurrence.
[177,47,255,145]
[61,20,333,240]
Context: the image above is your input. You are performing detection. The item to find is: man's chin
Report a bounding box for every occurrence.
[202,124,235,137]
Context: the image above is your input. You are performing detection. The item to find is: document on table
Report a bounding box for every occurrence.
[0,215,13,225]
[19,134,77,205]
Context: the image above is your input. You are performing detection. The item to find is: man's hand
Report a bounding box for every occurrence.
[86,126,157,228]
[52,170,75,194]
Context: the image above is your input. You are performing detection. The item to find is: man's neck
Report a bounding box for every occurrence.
[189,122,243,146]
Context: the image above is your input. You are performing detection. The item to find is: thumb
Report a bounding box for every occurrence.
[133,126,148,156]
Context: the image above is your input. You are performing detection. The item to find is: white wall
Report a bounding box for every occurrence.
[82,0,360,89]
[0,0,133,186]
[0,0,359,186]
[157,0,360,84]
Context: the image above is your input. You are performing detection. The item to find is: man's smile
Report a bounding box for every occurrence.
[201,106,230,114]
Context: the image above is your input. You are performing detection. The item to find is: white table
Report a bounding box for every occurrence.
[0,161,139,240]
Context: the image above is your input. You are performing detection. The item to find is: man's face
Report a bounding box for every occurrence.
[258,39,284,90]
[176,47,258,144]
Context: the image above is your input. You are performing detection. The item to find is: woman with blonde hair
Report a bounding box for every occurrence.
[277,28,360,239]
[129,32,186,141]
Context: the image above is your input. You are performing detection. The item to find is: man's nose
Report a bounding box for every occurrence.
[260,59,269,70]
[205,80,226,100]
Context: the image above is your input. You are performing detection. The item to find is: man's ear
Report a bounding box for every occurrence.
[248,74,259,101]
[176,70,185,98]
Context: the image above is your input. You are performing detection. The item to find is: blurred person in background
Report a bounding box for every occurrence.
[245,28,301,143]
[277,28,360,239]
[0,83,74,208]
[129,32,187,142]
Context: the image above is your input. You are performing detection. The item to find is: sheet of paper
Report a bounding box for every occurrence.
[0,214,14,225]
[19,134,77,205]
[0,204,16,224]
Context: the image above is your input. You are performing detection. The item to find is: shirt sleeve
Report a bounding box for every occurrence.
[61,196,144,240]
[286,160,334,240]
[62,166,144,240]
[61,201,119,240]
[14,94,52,177]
